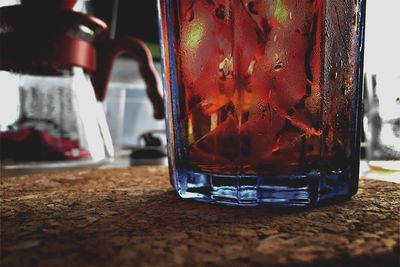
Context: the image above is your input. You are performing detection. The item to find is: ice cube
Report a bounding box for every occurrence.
[189,114,240,163]
[239,99,286,163]
[231,1,268,80]
[285,107,322,137]
[180,1,234,115]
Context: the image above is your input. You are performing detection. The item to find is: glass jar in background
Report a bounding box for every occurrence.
[158,0,366,207]
[364,1,400,172]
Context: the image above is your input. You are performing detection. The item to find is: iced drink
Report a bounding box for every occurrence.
[158,0,366,206]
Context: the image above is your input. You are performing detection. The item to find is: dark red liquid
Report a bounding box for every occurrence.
[167,0,358,175]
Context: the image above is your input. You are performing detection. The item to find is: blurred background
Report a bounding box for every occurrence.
[74,0,164,145]
[86,0,161,58]
[76,0,167,165]
[0,0,167,171]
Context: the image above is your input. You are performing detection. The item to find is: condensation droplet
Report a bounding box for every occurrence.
[248,1,258,15]
[330,71,338,81]
[247,59,256,76]
[186,9,194,22]
[216,5,225,20]
[274,63,283,71]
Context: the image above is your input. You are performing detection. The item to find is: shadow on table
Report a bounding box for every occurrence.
[2,183,398,267]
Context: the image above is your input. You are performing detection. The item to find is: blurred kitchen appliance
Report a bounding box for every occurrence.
[103,59,168,167]
[105,59,166,148]
[0,0,164,171]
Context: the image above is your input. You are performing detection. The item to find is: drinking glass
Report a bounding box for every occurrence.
[158,0,366,207]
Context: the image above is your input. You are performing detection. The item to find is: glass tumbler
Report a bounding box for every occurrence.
[158,0,366,207]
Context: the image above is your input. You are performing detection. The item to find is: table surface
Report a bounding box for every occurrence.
[1,166,399,267]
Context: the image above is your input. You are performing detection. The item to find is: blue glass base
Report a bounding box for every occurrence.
[172,169,358,207]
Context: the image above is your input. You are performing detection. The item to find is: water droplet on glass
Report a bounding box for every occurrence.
[274,58,283,71]
[186,9,194,22]
[247,59,256,76]
[247,1,258,15]
[274,63,283,71]
[330,71,338,81]
[216,5,225,20]
[341,85,350,96]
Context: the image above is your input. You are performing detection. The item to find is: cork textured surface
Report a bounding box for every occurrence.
[1,166,399,267]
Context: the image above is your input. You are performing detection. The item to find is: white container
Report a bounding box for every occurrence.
[103,58,166,149]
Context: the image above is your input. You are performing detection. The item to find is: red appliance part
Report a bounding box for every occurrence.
[0,2,164,119]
